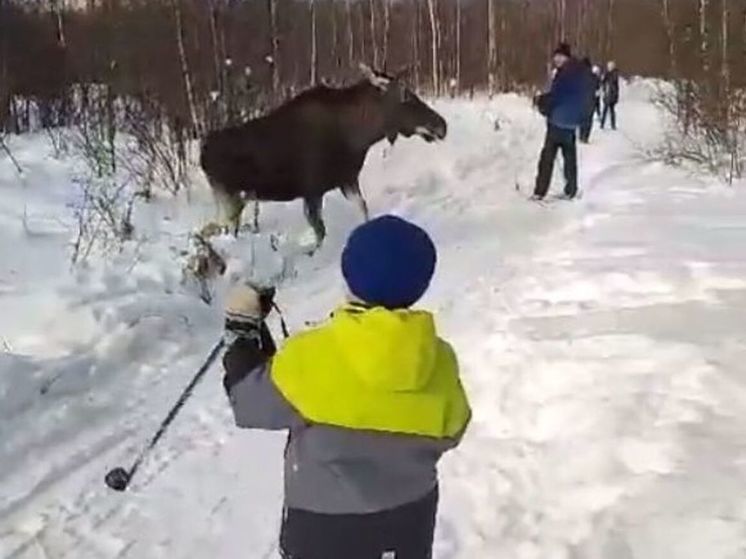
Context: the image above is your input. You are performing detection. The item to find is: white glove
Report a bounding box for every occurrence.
[225,282,275,340]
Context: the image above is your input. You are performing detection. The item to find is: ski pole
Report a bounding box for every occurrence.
[272,301,291,339]
[105,338,226,492]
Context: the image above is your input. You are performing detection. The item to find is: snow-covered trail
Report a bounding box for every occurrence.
[2,82,746,559]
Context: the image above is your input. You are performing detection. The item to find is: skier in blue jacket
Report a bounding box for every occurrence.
[533,43,588,200]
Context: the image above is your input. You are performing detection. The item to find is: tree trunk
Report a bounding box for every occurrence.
[721,0,729,88]
[606,0,615,59]
[426,0,439,94]
[661,0,677,77]
[0,0,9,132]
[173,0,200,137]
[310,0,318,85]
[331,0,339,72]
[358,2,367,63]
[267,0,280,96]
[51,0,66,47]
[700,0,709,74]
[207,0,222,94]
[413,0,421,88]
[369,0,379,68]
[383,0,391,70]
[345,0,354,69]
[455,0,461,91]
[499,3,507,90]
[488,0,497,95]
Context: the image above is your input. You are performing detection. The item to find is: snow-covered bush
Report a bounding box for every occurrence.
[652,81,746,184]
[68,86,138,264]
[69,174,137,265]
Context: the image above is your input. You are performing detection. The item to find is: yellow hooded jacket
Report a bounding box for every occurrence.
[271,305,471,439]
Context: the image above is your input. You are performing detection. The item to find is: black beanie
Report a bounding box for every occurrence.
[553,43,572,58]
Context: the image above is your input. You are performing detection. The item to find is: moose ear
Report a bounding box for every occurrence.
[393,65,413,81]
[359,63,390,90]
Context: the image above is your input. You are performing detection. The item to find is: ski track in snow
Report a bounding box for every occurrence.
[2,82,746,558]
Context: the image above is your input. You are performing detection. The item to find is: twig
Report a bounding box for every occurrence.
[0,134,24,177]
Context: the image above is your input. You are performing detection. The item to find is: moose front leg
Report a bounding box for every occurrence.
[252,200,260,233]
[303,196,326,253]
[341,181,369,222]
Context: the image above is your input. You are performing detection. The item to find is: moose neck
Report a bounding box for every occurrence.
[341,84,393,153]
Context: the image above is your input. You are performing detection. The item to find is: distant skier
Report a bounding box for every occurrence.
[533,42,588,201]
[222,215,472,559]
[601,61,620,130]
[579,57,601,144]
[592,65,603,119]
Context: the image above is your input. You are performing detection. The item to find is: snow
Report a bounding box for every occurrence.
[2,81,746,558]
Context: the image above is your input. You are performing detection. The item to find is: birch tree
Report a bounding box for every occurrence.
[267,0,280,96]
[207,0,223,95]
[606,0,616,59]
[700,0,710,73]
[345,0,354,68]
[455,0,461,90]
[369,0,379,68]
[331,0,339,71]
[661,0,677,77]
[383,0,391,70]
[358,2,367,62]
[310,0,318,85]
[50,0,66,47]
[413,0,421,88]
[720,0,729,88]
[488,0,497,94]
[172,0,200,136]
[426,0,440,93]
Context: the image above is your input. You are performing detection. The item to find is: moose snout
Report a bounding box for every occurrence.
[417,116,447,143]
[432,117,447,140]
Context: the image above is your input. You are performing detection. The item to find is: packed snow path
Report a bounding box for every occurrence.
[1,82,745,558]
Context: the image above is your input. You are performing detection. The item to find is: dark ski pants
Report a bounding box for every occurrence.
[534,124,578,199]
[579,111,595,143]
[601,102,617,130]
[280,488,438,559]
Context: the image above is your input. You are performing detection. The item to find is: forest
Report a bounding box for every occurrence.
[1,0,745,135]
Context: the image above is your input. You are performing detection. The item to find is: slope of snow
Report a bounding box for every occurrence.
[1,81,746,559]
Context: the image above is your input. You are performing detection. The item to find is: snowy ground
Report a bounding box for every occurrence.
[2,81,746,559]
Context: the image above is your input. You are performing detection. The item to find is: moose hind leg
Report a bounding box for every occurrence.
[341,182,369,222]
[203,181,230,236]
[226,194,246,236]
[303,196,326,252]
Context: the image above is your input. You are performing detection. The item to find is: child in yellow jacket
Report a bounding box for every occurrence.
[223,215,471,559]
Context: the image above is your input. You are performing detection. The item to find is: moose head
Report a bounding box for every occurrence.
[359,63,448,145]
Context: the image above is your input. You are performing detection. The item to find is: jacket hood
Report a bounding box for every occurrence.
[331,306,438,393]
[270,304,471,438]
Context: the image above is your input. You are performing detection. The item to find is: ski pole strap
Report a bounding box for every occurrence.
[272,302,291,339]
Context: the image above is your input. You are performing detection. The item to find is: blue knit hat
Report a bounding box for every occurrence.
[342,215,437,309]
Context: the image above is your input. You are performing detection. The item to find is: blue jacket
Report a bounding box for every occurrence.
[548,59,588,130]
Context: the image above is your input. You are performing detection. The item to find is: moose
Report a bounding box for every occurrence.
[199,64,447,250]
